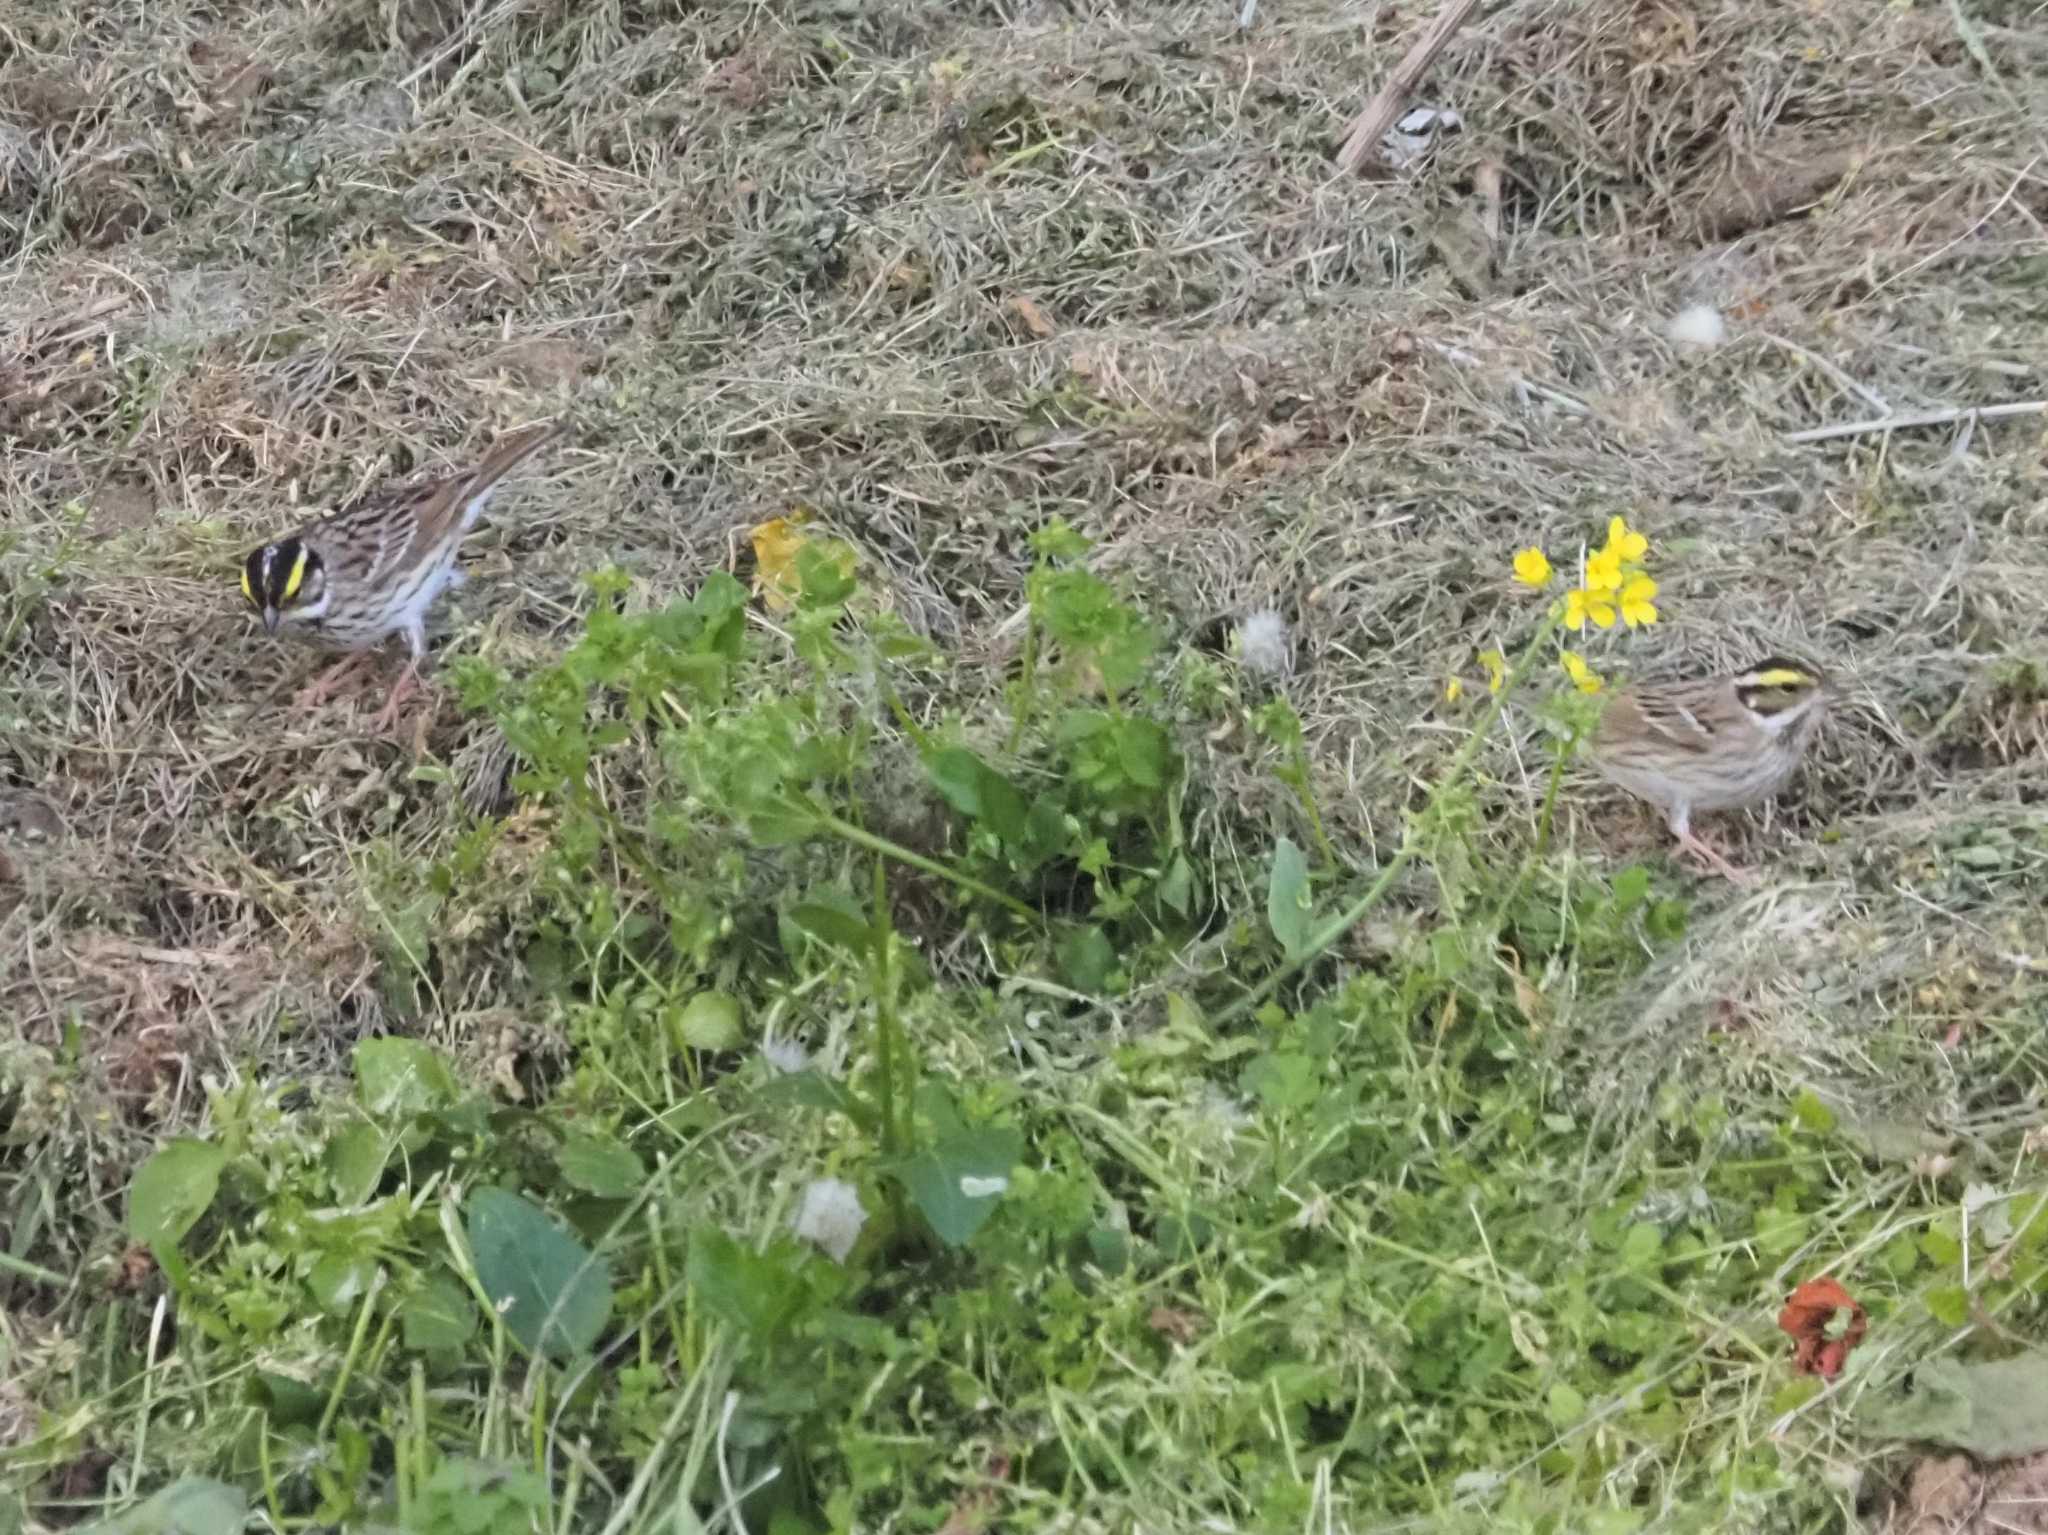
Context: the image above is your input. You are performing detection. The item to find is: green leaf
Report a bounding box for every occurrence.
[1547,1381,1587,1427]
[924,747,988,818]
[324,1123,391,1205]
[465,1187,613,1360]
[1114,718,1169,788]
[558,1131,646,1198]
[1057,925,1116,993]
[1924,1284,1969,1327]
[687,1227,816,1344]
[1790,1088,1836,1134]
[902,1126,1023,1248]
[308,1251,375,1316]
[250,1371,325,1427]
[788,903,877,956]
[1610,864,1651,913]
[401,1272,479,1355]
[673,991,743,1052]
[355,1038,459,1118]
[1857,1353,2048,1456]
[923,747,1029,845]
[1620,1223,1664,1268]
[75,1478,246,1535]
[127,1139,227,1248]
[1266,837,1313,958]
[1241,1051,1317,1113]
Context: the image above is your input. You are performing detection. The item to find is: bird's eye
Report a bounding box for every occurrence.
[281,548,308,603]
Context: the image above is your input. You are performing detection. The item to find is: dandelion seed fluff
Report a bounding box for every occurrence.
[791,1177,866,1262]
[1238,609,1292,679]
[1666,304,1727,350]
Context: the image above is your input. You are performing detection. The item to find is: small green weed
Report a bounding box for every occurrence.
[9,521,2039,1534]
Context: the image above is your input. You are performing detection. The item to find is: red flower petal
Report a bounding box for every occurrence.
[1778,1276,1867,1378]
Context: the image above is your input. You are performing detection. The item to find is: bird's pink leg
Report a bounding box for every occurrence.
[1677,828,1753,886]
[369,657,426,736]
[292,652,377,713]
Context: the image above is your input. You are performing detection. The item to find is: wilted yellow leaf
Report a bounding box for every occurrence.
[750,514,809,612]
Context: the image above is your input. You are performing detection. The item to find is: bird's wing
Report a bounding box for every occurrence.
[399,420,566,565]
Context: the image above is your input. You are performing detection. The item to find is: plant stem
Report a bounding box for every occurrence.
[1005,603,1039,755]
[870,856,899,1160]
[813,809,1041,922]
[1289,739,1341,871]
[1484,726,1579,936]
[1217,619,1557,1026]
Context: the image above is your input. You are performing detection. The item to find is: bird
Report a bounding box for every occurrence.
[1590,657,1833,883]
[240,420,563,733]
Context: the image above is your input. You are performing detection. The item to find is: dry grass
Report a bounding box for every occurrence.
[4,0,2048,1400]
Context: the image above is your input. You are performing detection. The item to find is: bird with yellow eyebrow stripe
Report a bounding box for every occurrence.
[1590,656,1835,884]
[240,421,563,733]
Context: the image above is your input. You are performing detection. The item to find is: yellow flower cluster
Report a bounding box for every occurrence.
[1514,517,1657,630]
[1500,515,1660,696]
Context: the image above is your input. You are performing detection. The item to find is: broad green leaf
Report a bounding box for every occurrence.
[1924,1284,1969,1327]
[308,1251,375,1316]
[923,748,1029,845]
[1620,1223,1664,1268]
[1857,1353,2048,1456]
[686,1228,815,1343]
[127,1140,226,1247]
[354,1037,459,1119]
[76,1478,246,1535]
[1114,718,1169,787]
[558,1131,646,1198]
[1790,1088,1836,1134]
[903,1126,1023,1248]
[250,1371,324,1427]
[924,747,988,817]
[465,1187,613,1360]
[324,1122,391,1205]
[1266,837,1313,958]
[673,991,743,1052]
[401,1272,479,1355]
[788,903,877,956]
[1547,1381,1587,1427]
[1241,1051,1317,1113]
[755,1069,879,1133]
[1057,925,1116,993]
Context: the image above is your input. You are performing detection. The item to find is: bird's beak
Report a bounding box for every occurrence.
[262,606,281,636]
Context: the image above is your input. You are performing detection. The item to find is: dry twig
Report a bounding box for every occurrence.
[1782,399,2047,445]
[1332,0,1482,174]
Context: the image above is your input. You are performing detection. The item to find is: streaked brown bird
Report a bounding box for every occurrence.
[240,421,563,732]
[1590,657,1833,882]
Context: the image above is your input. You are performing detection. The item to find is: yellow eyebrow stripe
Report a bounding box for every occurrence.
[1752,668,1811,688]
[281,547,308,602]
[240,566,254,602]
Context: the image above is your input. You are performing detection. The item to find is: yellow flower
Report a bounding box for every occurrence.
[1513,548,1553,588]
[1563,586,1617,631]
[1602,516,1648,564]
[1585,546,1623,591]
[1477,649,1507,694]
[1561,650,1604,694]
[1618,574,1659,628]
[1444,676,1464,704]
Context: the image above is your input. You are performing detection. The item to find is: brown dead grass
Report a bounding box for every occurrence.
[3,0,2047,1360]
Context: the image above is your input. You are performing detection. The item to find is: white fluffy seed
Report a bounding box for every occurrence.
[1666,304,1727,349]
[791,1177,866,1262]
[1237,609,1292,678]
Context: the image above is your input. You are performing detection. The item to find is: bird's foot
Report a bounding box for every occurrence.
[368,659,430,737]
[1677,829,1753,886]
[292,652,377,713]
